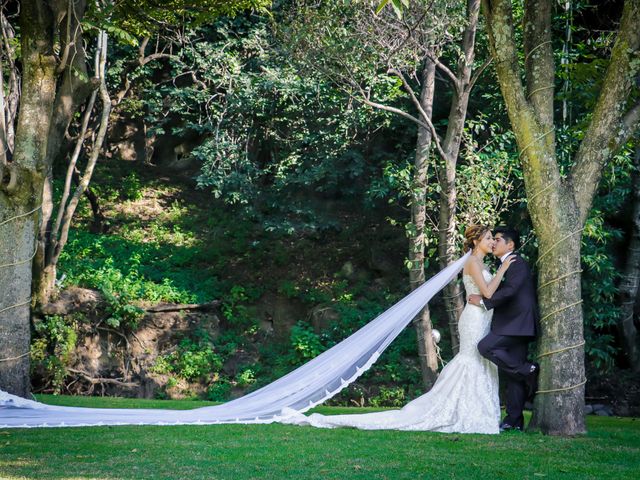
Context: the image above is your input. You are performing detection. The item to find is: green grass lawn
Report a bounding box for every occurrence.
[0,396,638,480]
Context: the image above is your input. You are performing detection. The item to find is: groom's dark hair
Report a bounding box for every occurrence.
[494,226,520,250]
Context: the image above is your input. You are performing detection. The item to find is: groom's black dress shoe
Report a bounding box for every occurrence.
[526,362,540,401]
[499,423,522,432]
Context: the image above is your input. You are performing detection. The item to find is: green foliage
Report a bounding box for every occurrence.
[206,379,232,402]
[289,323,325,364]
[579,147,635,372]
[369,386,406,407]
[221,286,248,322]
[235,368,257,387]
[84,0,270,39]
[30,315,79,394]
[59,228,211,306]
[120,172,144,201]
[153,331,223,381]
[97,264,145,330]
[130,14,392,229]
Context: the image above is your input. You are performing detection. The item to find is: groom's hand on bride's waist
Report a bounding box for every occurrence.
[468,294,483,307]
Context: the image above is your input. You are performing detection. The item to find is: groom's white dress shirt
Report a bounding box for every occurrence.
[500,251,514,263]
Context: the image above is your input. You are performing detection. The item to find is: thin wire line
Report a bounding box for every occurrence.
[538,269,583,290]
[0,205,42,228]
[0,245,38,269]
[0,299,31,315]
[539,300,583,324]
[536,228,584,265]
[536,378,587,395]
[0,351,29,363]
[537,340,585,359]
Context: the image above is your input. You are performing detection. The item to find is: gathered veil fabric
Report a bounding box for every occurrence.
[281,270,500,434]
[0,252,473,429]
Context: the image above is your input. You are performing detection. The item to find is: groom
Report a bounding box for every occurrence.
[468,227,539,432]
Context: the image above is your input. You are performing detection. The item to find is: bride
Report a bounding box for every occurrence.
[281,225,514,434]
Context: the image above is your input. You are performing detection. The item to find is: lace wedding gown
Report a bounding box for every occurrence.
[281,270,501,433]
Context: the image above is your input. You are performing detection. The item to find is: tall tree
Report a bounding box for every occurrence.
[482,0,640,435]
[0,0,57,397]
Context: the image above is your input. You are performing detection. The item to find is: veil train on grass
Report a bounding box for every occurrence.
[0,252,471,428]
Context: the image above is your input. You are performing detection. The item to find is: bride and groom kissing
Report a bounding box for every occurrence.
[284,225,540,434]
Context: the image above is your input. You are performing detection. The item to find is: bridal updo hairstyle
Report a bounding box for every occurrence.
[463,224,490,252]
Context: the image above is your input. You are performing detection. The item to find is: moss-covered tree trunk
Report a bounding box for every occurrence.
[482,0,640,435]
[0,0,56,396]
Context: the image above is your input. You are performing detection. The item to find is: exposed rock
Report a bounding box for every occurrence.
[33,287,226,399]
[310,305,340,333]
[616,405,631,417]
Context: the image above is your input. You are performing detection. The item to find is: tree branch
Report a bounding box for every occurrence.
[388,67,447,159]
[146,301,221,313]
[469,57,492,90]
[357,92,427,128]
[55,0,74,74]
[51,30,111,266]
[523,0,555,133]
[138,35,178,65]
[424,51,460,92]
[140,52,178,65]
[67,368,138,389]
[570,0,640,224]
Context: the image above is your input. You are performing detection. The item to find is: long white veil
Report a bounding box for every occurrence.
[0,252,470,428]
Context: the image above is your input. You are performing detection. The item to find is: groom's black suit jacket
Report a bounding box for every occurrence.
[483,253,539,337]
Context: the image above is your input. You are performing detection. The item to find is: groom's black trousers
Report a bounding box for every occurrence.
[478,333,533,428]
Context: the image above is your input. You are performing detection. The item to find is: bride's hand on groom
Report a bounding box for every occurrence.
[499,255,516,272]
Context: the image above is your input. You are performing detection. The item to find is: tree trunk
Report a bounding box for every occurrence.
[437,0,481,354]
[34,0,92,307]
[483,0,639,435]
[529,201,585,435]
[0,0,57,396]
[410,58,439,389]
[85,186,108,233]
[618,145,640,371]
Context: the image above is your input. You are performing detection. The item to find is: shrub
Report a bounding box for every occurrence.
[152,333,223,381]
[31,315,79,394]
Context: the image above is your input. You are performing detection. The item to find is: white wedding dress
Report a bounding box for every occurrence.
[281,270,501,434]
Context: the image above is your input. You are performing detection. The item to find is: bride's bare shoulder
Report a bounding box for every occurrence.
[463,255,482,275]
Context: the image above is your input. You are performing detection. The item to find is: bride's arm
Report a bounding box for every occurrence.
[465,256,514,299]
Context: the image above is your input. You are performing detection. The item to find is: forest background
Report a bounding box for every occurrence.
[0,0,638,432]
